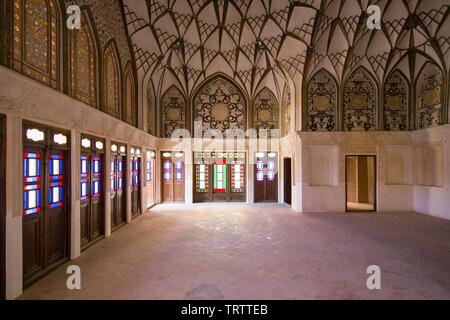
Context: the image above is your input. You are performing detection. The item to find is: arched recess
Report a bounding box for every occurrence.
[416,62,444,130]
[192,74,247,135]
[123,62,136,126]
[281,84,292,137]
[343,67,378,131]
[103,41,121,119]
[306,69,338,132]
[12,0,61,89]
[69,8,98,108]
[160,85,186,138]
[383,70,410,131]
[253,87,279,138]
[147,79,156,136]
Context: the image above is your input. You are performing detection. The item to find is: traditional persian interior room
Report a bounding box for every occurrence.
[0,0,449,301]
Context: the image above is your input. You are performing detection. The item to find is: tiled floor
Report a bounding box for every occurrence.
[18,204,450,300]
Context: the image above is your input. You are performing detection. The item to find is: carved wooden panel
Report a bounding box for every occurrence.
[343,68,377,131]
[193,76,246,134]
[307,69,337,131]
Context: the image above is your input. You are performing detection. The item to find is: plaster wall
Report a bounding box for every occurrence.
[412,125,450,220]
[298,131,414,213]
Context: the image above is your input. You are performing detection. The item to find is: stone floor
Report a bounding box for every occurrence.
[18,204,450,300]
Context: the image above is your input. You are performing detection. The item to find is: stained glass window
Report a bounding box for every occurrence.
[195,163,209,193]
[163,161,172,182]
[124,65,136,126]
[49,154,63,208]
[117,158,124,191]
[104,45,120,118]
[132,158,140,187]
[231,162,245,193]
[70,12,97,107]
[214,163,226,193]
[80,156,89,201]
[92,157,101,198]
[146,161,152,183]
[256,160,264,182]
[175,161,183,182]
[13,0,59,89]
[24,152,41,215]
[110,158,116,193]
[267,160,276,181]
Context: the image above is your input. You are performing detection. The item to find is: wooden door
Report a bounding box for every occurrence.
[254,153,278,203]
[146,154,155,208]
[80,152,104,251]
[193,152,246,203]
[173,158,185,202]
[284,158,292,205]
[110,145,127,232]
[131,156,141,217]
[116,156,126,226]
[161,153,185,203]
[162,157,173,202]
[23,124,70,288]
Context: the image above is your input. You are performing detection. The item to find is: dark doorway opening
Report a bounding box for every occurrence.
[284,158,292,205]
[346,155,376,212]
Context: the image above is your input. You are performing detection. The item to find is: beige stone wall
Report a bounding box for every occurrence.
[298,131,415,213]
[412,125,450,219]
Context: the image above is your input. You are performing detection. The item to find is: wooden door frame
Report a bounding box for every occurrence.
[254,152,279,203]
[283,157,292,205]
[22,121,71,288]
[146,149,156,209]
[345,155,377,212]
[0,114,6,300]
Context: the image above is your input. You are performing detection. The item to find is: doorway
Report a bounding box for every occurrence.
[346,155,376,212]
[130,147,142,218]
[22,122,70,288]
[80,135,105,251]
[254,152,278,203]
[284,158,292,205]
[110,142,127,232]
[193,152,246,203]
[161,152,185,203]
[145,150,156,208]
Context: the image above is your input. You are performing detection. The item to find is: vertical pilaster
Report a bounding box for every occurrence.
[126,145,132,223]
[70,130,81,259]
[104,139,111,237]
[5,115,23,299]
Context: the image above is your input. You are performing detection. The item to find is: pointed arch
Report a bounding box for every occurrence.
[383,69,410,131]
[306,68,338,131]
[12,0,61,89]
[70,8,98,107]
[415,62,444,129]
[147,78,156,136]
[103,41,121,119]
[281,84,292,137]
[253,87,279,138]
[192,73,247,134]
[343,67,378,131]
[123,62,136,126]
[161,85,186,138]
